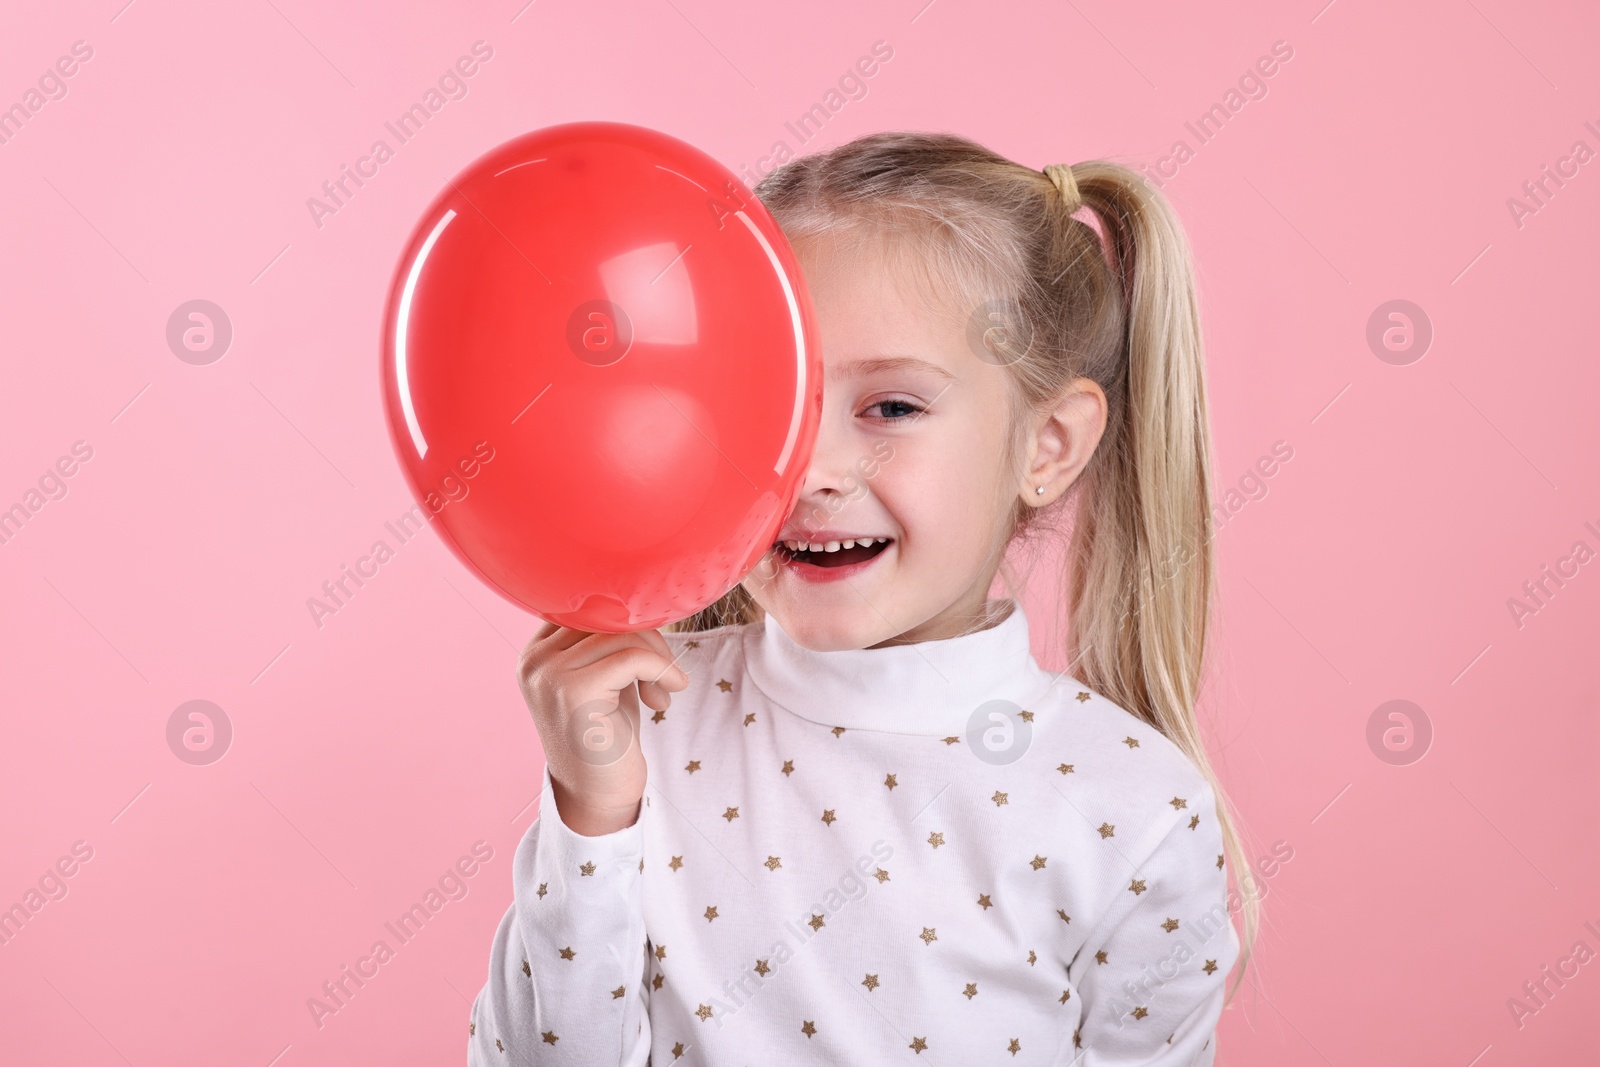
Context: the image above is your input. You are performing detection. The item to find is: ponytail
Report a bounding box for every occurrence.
[1066,161,1213,770]
[1065,161,1257,1003]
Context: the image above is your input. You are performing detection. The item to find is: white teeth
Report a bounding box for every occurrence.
[779,537,890,553]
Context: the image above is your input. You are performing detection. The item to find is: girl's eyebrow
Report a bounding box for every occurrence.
[828,356,957,383]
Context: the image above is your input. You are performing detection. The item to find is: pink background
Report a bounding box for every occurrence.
[2,0,1597,1063]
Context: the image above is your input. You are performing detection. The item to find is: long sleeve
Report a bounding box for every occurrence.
[463,600,1241,1062]
[469,763,652,1065]
[1071,782,1240,1065]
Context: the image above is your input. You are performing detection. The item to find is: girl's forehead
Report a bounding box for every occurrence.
[801,233,969,322]
[791,222,1011,380]
[813,278,955,364]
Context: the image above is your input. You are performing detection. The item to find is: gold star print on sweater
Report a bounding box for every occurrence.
[466,597,1238,1066]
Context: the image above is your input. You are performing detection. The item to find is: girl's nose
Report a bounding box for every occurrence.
[799,404,844,492]
[796,405,868,508]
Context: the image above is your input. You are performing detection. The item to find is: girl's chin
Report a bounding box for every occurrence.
[762,607,885,652]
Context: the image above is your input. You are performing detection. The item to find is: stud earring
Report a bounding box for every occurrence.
[1035,485,1045,496]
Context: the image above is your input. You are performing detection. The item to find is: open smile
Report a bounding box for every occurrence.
[772,536,894,581]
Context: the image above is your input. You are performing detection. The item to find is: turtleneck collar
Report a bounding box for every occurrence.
[740,597,1054,737]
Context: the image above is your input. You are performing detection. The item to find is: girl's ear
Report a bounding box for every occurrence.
[1021,377,1108,506]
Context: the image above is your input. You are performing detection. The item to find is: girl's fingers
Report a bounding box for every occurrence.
[518,622,592,677]
[634,628,691,690]
[637,678,671,711]
[566,647,680,712]
[581,629,690,691]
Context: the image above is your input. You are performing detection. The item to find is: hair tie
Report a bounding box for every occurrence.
[1043,163,1080,213]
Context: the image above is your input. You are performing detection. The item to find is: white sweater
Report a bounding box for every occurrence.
[469,597,1238,1065]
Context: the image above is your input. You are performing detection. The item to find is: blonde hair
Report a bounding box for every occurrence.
[667,130,1258,1003]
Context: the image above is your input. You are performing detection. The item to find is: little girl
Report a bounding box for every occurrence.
[469,131,1257,1064]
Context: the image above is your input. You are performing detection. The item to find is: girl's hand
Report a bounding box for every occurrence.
[516,622,690,837]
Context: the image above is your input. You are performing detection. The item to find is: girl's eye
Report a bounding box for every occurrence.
[863,398,925,422]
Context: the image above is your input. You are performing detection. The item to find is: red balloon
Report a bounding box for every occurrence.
[380,122,821,633]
